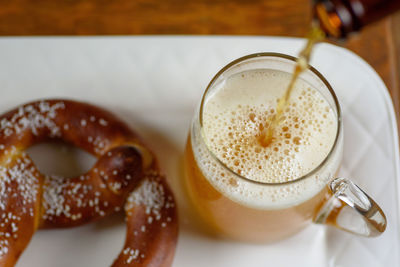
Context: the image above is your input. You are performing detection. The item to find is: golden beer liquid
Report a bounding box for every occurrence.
[183,68,340,241]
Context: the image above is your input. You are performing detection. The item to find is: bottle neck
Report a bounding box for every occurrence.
[314,0,400,38]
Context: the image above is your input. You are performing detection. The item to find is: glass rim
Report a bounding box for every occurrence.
[198,52,342,186]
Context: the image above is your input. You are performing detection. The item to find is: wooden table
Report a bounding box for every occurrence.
[1,0,399,126]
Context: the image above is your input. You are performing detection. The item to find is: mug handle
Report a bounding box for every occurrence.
[313,177,387,237]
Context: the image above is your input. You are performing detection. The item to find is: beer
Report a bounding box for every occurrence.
[184,56,343,242]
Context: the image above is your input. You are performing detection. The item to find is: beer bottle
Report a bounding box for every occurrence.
[314,0,400,38]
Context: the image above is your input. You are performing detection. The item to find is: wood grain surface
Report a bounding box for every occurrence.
[0,0,399,122]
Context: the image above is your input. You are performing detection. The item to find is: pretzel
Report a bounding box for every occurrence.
[0,100,178,267]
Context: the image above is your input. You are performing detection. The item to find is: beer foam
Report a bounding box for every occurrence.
[192,69,341,209]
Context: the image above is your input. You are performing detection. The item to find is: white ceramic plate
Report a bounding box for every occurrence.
[0,36,398,267]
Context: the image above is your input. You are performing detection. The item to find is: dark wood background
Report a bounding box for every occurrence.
[0,0,399,124]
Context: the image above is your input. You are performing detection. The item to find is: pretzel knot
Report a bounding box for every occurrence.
[0,100,178,267]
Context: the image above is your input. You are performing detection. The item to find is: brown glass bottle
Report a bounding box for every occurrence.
[314,0,400,38]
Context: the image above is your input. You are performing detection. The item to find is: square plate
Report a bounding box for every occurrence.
[0,36,399,267]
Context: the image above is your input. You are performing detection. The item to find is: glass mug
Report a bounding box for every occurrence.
[183,53,386,242]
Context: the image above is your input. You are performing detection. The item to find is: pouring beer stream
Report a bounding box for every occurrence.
[259,25,325,147]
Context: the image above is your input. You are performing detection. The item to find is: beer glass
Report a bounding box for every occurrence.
[183,53,386,242]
